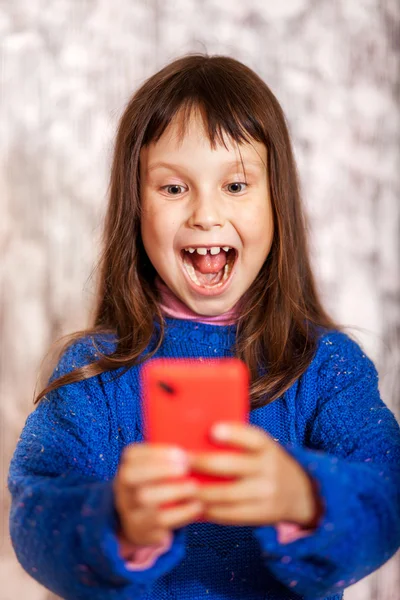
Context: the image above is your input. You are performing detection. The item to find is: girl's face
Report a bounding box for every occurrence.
[139,109,274,316]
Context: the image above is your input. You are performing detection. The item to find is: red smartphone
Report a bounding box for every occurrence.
[141,357,249,487]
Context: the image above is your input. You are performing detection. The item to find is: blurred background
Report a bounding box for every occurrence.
[0,0,399,598]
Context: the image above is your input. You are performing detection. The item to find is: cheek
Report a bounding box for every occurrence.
[242,204,274,256]
[141,205,177,253]
[141,204,162,257]
[242,204,272,237]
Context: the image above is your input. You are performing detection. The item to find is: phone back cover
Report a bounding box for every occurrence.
[141,358,249,484]
[141,358,249,494]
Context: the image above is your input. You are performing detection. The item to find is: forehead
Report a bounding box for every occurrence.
[140,107,267,172]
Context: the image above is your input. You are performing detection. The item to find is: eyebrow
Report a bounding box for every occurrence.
[147,159,265,174]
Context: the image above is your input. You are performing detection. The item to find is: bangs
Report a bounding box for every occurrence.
[141,64,267,152]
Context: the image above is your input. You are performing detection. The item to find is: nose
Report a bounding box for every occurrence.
[187,190,225,230]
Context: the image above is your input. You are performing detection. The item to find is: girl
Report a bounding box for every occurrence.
[8,54,400,600]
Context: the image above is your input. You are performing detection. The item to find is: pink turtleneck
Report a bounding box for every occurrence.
[155,276,240,324]
[117,278,315,570]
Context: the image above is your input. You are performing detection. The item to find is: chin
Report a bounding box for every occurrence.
[186,296,238,317]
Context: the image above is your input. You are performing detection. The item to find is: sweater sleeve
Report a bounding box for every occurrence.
[252,331,400,599]
[7,338,186,600]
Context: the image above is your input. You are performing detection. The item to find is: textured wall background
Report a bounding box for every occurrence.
[1,0,399,599]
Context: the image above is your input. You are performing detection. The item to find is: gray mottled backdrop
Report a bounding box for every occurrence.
[0,1,399,599]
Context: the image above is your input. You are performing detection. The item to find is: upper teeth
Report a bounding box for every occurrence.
[185,246,232,255]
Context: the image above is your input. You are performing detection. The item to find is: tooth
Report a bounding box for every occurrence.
[222,246,231,252]
[187,247,195,253]
[210,247,220,255]
[196,248,207,255]
[183,255,201,285]
[222,262,229,281]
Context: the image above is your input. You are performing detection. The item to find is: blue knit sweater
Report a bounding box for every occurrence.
[8,319,400,600]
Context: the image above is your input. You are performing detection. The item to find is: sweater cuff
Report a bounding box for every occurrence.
[253,444,349,560]
[79,480,186,586]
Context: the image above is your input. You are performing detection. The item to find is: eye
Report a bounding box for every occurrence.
[226,182,248,194]
[161,184,186,196]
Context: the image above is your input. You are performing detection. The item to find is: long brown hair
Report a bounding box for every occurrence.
[35,53,342,409]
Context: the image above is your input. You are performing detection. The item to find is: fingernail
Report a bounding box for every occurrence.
[212,424,229,439]
[169,447,188,463]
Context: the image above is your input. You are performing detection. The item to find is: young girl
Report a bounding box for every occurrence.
[8,54,400,600]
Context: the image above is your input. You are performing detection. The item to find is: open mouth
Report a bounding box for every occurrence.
[181,246,237,289]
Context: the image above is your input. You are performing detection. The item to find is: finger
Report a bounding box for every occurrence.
[158,500,204,530]
[189,451,260,477]
[119,497,202,545]
[203,501,272,526]
[135,480,199,508]
[122,443,188,465]
[211,422,274,452]
[119,511,168,546]
[198,476,271,505]
[118,461,189,488]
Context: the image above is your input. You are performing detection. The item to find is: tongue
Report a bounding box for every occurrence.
[190,251,227,274]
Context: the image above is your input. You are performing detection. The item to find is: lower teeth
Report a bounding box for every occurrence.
[183,258,231,288]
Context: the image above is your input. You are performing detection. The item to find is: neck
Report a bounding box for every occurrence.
[154,276,240,325]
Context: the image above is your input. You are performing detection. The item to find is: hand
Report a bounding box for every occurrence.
[189,423,321,527]
[113,443,202,546]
